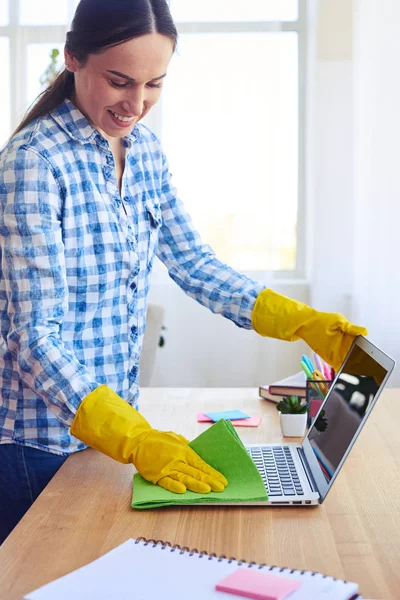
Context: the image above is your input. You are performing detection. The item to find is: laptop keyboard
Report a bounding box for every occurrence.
[247,446,304,497]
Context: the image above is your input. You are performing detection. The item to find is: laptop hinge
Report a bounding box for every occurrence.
[297,447,319,494]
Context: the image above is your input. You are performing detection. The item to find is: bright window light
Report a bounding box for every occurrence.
[27,44,64,108]
[20,0,68,25]
[0,0,9,26]
[162,32,298,271]
[0,38,10,147]
[170,0,298,22]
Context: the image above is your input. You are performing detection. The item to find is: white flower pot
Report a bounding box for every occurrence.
[279,412,307,437]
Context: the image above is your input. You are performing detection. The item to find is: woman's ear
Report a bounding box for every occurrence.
[64,49,80,73]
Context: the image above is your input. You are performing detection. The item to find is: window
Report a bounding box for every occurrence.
[0,0,9,26]
[0,37,10,145]
[27,43,64,104]
[0,0,78,145]
[156,0,306,277]
[170,0,298,23]
[1,0,305,277]
[20,0,69,26]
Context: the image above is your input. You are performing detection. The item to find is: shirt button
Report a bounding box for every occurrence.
[123,196,131,203]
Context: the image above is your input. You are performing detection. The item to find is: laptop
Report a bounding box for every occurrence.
[241,336,395,506]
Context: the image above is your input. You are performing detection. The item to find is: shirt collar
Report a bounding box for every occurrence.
[50,98,140,147]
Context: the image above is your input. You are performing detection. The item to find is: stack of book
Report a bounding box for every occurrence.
[259,371,307,402]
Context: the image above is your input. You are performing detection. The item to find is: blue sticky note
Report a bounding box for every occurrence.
[204,410,251,422]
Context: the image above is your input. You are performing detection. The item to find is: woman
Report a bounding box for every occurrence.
[0,0,366,544]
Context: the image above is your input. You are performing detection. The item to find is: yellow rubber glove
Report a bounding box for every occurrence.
[252,289,368,371]
[70,385,228,494]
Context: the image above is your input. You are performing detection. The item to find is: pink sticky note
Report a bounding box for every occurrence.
[197,412,214,423]
[231,416,261,427]
[197,413,261,427]
[215,568,301,600]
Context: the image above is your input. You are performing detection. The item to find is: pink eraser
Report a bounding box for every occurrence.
[215,567,301,600]
[197,413,261,427]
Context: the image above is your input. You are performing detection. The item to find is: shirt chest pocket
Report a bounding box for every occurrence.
[144,202,162,270]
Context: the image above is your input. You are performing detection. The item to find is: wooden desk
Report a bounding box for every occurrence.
[0,388,399,599]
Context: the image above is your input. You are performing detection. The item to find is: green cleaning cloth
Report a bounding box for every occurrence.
[131,419,268,509]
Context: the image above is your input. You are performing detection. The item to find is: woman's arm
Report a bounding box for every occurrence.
[0,146,98,425]
[156,153,265,330]
[155,150,367,368]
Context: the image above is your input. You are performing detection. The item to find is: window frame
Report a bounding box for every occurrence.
[1,0,307,280]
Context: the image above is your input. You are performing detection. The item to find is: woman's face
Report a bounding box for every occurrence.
[65,33,174,140]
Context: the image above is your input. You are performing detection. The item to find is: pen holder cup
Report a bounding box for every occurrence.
[306,379,333,428]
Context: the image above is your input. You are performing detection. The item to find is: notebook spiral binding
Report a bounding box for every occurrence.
[134,535,360,598]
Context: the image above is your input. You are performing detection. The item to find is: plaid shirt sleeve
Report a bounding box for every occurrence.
[156,152,265,329]
[0,146,98,426]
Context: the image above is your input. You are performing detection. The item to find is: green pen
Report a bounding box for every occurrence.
[300,360,312,379]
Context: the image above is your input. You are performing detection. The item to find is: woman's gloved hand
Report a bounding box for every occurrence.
[70,385,228,494]
[129,429,227,493]
[252,289,368,372]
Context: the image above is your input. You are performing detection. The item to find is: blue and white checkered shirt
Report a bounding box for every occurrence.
[0,99,263,456]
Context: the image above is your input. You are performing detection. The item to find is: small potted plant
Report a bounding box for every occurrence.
[276,395,309,437]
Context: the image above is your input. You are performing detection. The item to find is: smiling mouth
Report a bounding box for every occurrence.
[108,109,135,123]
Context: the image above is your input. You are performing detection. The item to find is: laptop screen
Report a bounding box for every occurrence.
[307,344,388,484]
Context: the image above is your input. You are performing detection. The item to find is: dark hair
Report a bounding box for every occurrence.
[12,0,177,136]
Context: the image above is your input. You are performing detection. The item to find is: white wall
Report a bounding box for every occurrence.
[308,0,355,315]
[309,0,399,384]
[352,0,400,384]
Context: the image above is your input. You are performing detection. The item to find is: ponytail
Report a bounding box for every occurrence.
[11,69,74,138]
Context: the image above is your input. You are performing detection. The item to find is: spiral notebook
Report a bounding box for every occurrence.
[24,538,361,599]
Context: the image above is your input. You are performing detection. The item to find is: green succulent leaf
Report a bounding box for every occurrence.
[276,395,309,414]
